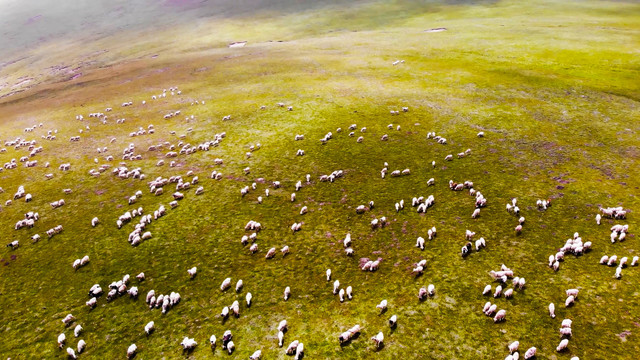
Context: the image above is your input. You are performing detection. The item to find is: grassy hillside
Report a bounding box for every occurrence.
[0,0,639,359]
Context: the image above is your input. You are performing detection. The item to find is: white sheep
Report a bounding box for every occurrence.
[187,267,197,278]
[389,314,397,327]
[371,332,384,348]
[416,236,425,250]
[67,347,77,359]
[77,339,86,353]
[126,343,138,358]
[549,303,556,318]
[74,324,82,337]
[284,286,291,300]
[346,286,353,300]
[556,339,569,352]
[524,347,536,359]
[221,278,231,291]
[145,321,155,334]
[377,299,388,312]
[494,309,506,322]
[326,269,331,281]
[250,350,262,360]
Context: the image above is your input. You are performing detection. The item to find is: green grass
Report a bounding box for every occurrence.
[0,0,639,359]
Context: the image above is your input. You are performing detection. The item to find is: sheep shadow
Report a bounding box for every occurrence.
[374,343,386,352]
[378,308,387,315]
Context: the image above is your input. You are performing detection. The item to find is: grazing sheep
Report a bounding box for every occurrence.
[483,285,492,295]
[494,309,506,322]
[562,319,572,328]
[77,339,86,354]
[284,286,291,300]
[57,333,66,348]
[504,288,514,298]
[250,350,262,360]
[416,236,425,250]
[388,315,398,328]
[339,288,345,302]
[549,303,556,318]
[371,332,384,348]
[266,247,276,259]
[67,347,77,359]
[62,314,75,326]
[326,269,331,281]
[333,280,340,294]
[74,324,83,337]
[145,321,155,335]
[377,299,388,312]
[615,266,622,279]
[187,267,197,279]
[339,325,361,343]
[524,347,536,359]
[181,337,197,351]
[221,278,231,291]
[346,286,353,300]
[221,306,229,318]
[556,339,569,352]
[631,256,639,266]
[508,341,519,354]
[127,344,137,358]
[560,327,572,337]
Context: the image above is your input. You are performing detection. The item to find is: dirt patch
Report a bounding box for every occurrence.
[95,189,106,195]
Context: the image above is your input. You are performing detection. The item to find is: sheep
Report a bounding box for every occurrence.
[339,288,345,302]
[517,278,526,289]
[600,255,609,264]
[74,324,83,337]
[615,266,622,279]
[565,295,575,307]
[345,247,354,256]
[472,208,481,218]
[562,319,572,328]
[58,333,66,348]
[180,337,197,351]
[230,300,240,317]
[266,247,276,259]
[515,224,523,234]
[493,309,506,322]
[285,340,300,355]
[77,339,86,354]
[556,339,569,352]
[389,315,397,328]
[66,347,77,359]
[428,284,435,296]
[524,347,536,359]
[483,285,492,295]
[333,280,340,294]
[209,335,217,349]
[339,324,361,343]
[475,238,486,250]
[221,278,232,291]
[86,297,97,309]
[560,327,572,337]
[504,288,514,299]
[632,256,639,266]
[144,321,155,335]
[371,332,384,348]
[508,341,519,354]
[284,286,291,300]
[326,269,332,281]
[607,255,618,266]
[221,306,230,318]
[343,233,352,248]
[549,303,556,318]
[346,286,353,300]
[62,314,75,326]
[416,237,425,250]
[377,299,388,312]
[482,302,493,314]
[249,350,262,360]
[187,267,197,279]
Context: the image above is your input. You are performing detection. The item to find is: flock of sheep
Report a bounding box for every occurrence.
[1,83,634,359]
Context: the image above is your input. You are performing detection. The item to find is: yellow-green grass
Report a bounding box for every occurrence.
[0,0,639,359]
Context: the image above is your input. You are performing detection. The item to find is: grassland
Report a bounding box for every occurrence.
[0,0,639,359]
